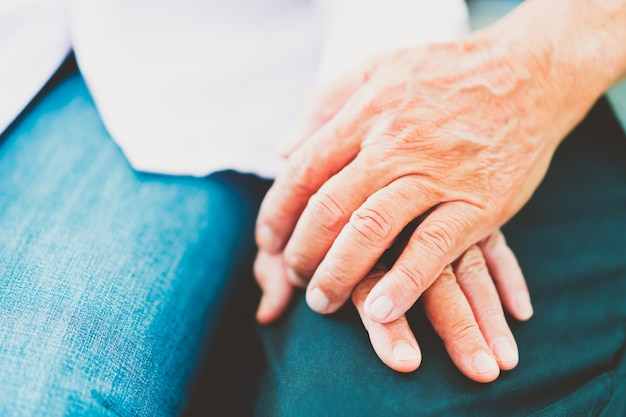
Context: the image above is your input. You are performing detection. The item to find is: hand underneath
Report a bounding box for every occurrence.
[256,229,533,382]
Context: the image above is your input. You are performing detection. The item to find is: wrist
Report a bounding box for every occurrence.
[482,0,626,97]
[467,0,626,148]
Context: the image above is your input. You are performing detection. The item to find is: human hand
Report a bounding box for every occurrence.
[255,19,605,324]
[256,229,532,382]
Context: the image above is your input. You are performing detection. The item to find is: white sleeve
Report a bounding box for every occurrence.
[0,0,70,135]
[315,0,470,84]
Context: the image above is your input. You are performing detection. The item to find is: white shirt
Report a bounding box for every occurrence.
[0,0,469,178]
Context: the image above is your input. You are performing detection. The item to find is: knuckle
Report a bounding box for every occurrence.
[348,207,394,247]
[283,247,315,277]
[285,157,318,196]
[416,221,456,257]
[447,318,481,345]
[481,229,505,253]
[393,262,429,296]
[307,191,347,234]
[423,267,457,305]
[359,92,385,116]
[437,266,457,286]
[455,246,488,283]
[319,262,355,294]
[478,306,506,326]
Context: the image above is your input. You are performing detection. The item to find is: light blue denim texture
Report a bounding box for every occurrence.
[0,72,264,416]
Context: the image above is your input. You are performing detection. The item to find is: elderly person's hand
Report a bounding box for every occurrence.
[256,229,532,382]
[256,0,626,325]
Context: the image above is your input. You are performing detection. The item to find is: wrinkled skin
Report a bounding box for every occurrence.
[257,27,607,320]
[254,0,626,382]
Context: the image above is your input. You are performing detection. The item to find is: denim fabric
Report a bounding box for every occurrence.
[0,70,268,416]
[254,98,626,416]
[3,60,626,417]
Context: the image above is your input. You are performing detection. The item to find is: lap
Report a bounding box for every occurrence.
[254,98,626,416]
[0,68,267,416]
[10,63,623,417]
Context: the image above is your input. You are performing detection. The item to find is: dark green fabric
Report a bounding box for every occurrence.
[253,98,626,417]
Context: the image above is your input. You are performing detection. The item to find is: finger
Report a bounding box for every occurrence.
[479,229,533,321]
[422,266,500,383]
[276,69,370,157]
[255,88,374,255]
[282,157,381,287]
[302,176,438,314]
[352,268,421,373]
[254,250,294,324]
[365,201,485,324]
[454,245,519,371]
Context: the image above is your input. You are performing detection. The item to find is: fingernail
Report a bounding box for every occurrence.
[307,287,330,313]
[516,290,534,320]
[392,342,420,362]
[493,339,517,364]
[472,351,499,375]
[286,268,307,287]
[258,224,281,253]
[369,295,394,321]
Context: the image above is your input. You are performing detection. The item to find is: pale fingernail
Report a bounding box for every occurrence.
[286,268,307,287]
[493,339,517,364]
[307,287,330,313]
[258,224,281,253]
[392,342,420,362]
[472,351,499,375]
[369,295,394,321]
[515,290,534,320]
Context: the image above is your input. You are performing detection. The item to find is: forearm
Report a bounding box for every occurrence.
[563,0,626,85]
[491,0,626,91]
[465,0,626,149]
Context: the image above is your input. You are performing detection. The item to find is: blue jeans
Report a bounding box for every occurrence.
[0,68,268,416]
[3,63,626,417]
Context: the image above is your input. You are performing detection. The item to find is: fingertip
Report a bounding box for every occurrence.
[492,338,519,370]
[365,316,422,373]
[256,294,280,324]
[257,286,295,324]
[365,293,396,323]
[470,350,500,383]
[390,342,422,373]
[254,252,295,324]
[480,229,533,322]
[306,286,332,314]
[513,290,534,321]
